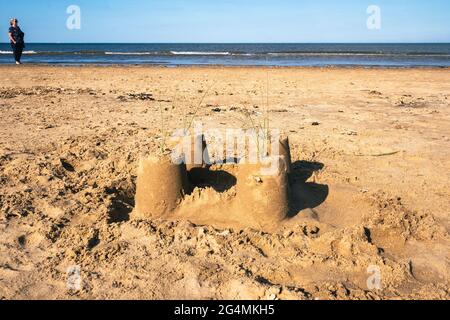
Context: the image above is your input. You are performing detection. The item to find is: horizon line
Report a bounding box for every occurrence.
[1,42,450,45]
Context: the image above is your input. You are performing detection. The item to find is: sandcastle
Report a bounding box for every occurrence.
[133,134,293,230]
[235,155,290,229]
[133,154,191,219]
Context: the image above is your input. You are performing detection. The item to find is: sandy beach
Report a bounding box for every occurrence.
[0,65,449,299]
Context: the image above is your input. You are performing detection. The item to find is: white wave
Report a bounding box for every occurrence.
[105,52,156,55]
[267,52,437,56]
[170,51,230,55]
[231,53,255,56]
[0,50,37,54]
[267,52,377,56]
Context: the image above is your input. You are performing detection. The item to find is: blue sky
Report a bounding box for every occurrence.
[1,0,449,43]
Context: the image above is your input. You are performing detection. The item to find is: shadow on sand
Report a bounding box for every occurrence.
[108,159,328,224]
[288,160,329,217]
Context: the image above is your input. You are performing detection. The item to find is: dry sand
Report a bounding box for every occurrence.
[0,65,449,299]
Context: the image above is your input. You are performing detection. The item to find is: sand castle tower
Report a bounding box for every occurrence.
[133,154,191,219]
[235,153,291,229]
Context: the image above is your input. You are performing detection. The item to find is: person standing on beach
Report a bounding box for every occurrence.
[8,18,25,65]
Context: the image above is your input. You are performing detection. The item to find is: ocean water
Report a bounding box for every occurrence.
[0,43,449,67]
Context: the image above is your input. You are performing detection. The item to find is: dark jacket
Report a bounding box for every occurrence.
[9,26,25,47]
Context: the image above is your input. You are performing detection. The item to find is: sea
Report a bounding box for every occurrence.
[0,43,449,67]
